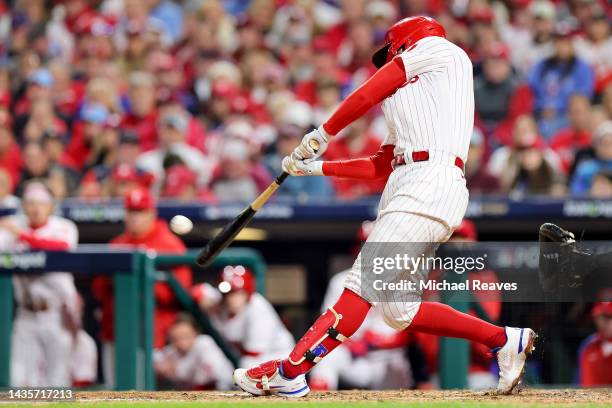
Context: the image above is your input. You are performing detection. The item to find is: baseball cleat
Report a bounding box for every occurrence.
[495,327,537,394]
[233,360,310,398]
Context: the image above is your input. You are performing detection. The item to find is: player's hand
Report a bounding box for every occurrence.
[282,155,323,176]
[291,126,329,163]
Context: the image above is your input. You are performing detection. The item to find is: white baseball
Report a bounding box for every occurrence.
[170,215,193,235]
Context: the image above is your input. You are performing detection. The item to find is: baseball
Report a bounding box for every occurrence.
[170,215,193,235]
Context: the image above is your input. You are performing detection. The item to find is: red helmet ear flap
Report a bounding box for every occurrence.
[372,43,391,68]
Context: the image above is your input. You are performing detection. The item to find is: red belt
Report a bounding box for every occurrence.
[394,151,465,173]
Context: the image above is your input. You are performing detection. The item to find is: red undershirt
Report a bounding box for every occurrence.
[320,56,407,180]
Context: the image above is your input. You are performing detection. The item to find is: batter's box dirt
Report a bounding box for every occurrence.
[69,389,612,407]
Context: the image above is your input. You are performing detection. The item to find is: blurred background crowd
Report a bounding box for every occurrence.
[0,0,611,207]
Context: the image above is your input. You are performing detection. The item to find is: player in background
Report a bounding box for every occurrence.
[92,186,192,388]
[154,314,234,390]
[193,266,294,368]
[234,16,536,398]
[578,302,612,386]
[0,181,79,386]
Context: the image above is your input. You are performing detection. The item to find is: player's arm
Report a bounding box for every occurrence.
[284,144,395,180]
[290,57,407,162]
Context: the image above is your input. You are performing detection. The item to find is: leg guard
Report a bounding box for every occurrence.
[288,307,348,365]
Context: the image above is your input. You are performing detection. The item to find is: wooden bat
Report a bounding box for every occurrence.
[196,139,320,267]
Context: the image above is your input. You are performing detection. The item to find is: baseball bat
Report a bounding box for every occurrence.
[196,139,320,267]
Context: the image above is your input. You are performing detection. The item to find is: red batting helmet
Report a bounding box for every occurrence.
[372,16,446,68]
[218,265,256,295]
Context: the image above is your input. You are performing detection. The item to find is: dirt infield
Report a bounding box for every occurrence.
[76,389,612,405]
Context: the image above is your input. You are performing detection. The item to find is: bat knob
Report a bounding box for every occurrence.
[308,139,320,153]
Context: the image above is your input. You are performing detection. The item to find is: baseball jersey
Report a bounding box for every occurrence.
[154,334,234,389]
[381,36,474,162]
[0,215,79,319]
[213,292,295,357]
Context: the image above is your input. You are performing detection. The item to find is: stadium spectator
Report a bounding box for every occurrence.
[16,141,69,199]
[92,187,192,388]
[474,43,519,132]
[162,163,216,202]
[324,117,387,199]
[0,122,22,188]
[154,314,234,390]
[589,169,612,198]
[193,266,295,368]
[211,139,260,202]
[488,115,563,191]
[0,168,19,209]
[528,24,595,138]
[578,302,612,387]
[137,110,212,192]
[121,71,159,151]
[0,181,79,387]
[465,129,501,194]
[549,94,594,173]
[573,6,612,93]
[570,121,612,196]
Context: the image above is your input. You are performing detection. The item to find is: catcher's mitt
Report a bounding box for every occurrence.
[538,223,593,292]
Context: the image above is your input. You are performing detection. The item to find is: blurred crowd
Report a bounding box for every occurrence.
[0,0,611,206]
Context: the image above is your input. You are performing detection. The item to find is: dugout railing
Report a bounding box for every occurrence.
[0,247,266,391]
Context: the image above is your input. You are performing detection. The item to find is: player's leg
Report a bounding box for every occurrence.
[372,212,536,394]
[41,321,73,386]
[10,316,44,386]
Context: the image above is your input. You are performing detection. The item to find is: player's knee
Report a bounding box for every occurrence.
[380,301,422,331]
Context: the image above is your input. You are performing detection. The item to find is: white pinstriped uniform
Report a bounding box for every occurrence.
[344,36,474,330]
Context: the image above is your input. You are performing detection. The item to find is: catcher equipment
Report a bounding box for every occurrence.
[372,16,446,68]
[233,360,310,397]
[538,223,594,292]
[495,327,537,394]
[218,265,256,295]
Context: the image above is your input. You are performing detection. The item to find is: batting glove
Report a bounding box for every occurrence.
[291,126,329,163]
[282,155,324,176]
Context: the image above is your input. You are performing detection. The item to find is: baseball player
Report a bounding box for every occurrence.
[234,16,536,397]
[0,181,79,387]
[194,266,295,368]
[154,314,234,390]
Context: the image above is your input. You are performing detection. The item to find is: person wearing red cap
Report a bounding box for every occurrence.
[578,302,612,386]
[91,186,192,388]
[193,266,294,369]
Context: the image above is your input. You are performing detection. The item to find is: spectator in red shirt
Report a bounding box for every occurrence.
[121,71,159,151]
[466,128,501,194]
[0,122,23,189]
[578,302,612,387]
[92,186,192,388]
[549,94,594,173]
[324,117,386,199]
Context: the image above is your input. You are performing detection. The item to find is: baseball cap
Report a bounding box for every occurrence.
[282,101,313,129]
[452,219,478,241]
[592,302,612,318]
[28,69,54,88]
[366,1,397,20]
[112,164,141,183]
[124,186,156,211]
[81,103,110,124]
[163,165,197,197]
[471,128,485,147]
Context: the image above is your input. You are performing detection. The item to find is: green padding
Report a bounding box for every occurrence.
[155,248,267,294]
[0,274,12,387]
